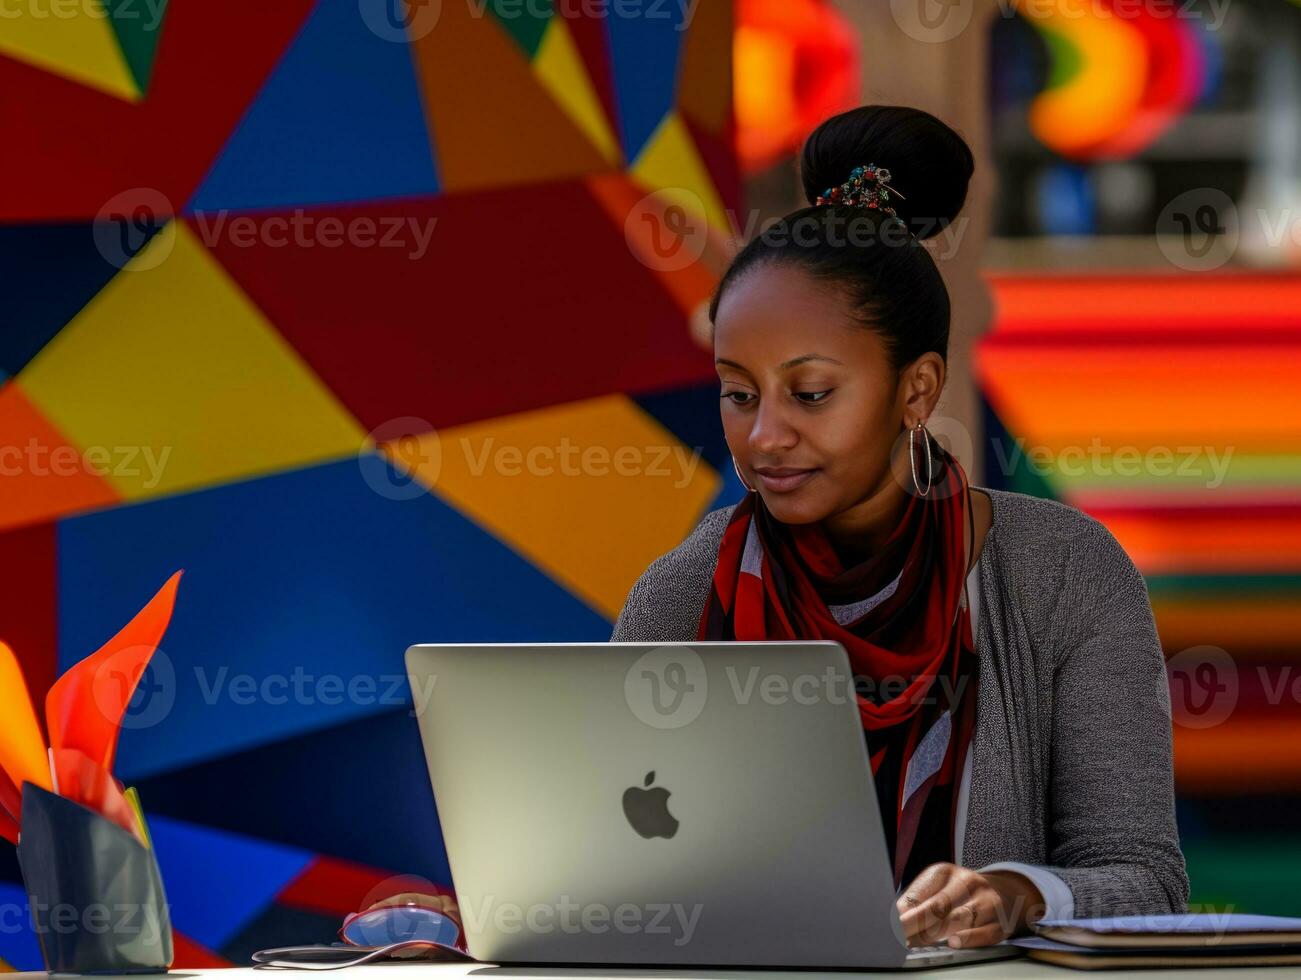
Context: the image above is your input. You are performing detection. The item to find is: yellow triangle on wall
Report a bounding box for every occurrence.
[533,17,621,167]
[0,0,139,101]
[19,224,367,500]
[631,111,731,239]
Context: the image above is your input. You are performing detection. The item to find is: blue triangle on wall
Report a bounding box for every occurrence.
[134,707,455,893]
[146,816,315,951]
[605,3,688,162]
[58,455,611,780]
[0,222,160,376]
[187,0,440,212]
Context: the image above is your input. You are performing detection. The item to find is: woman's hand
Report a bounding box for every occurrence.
[359,891,464,956]
[895,863,1046,948]
[363,891,461,928]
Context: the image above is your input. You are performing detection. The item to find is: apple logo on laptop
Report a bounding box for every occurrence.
[622,771,678,839]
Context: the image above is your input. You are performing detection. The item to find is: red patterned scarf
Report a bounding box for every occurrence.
[697,434,980,887]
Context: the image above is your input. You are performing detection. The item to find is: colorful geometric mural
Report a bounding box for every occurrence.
[977,272,1301,915]
[0,0,741,968]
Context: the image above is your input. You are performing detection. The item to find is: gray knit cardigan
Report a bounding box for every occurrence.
[610,487,1189,917]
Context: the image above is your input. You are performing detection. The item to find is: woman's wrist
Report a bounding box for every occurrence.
[981,870,1047,936]
[896,862,1048,948]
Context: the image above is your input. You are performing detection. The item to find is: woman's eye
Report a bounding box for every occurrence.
[796,389,833,404]
[721,390,755,406]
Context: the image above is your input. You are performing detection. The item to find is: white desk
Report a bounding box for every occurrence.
[11,960,1301,979]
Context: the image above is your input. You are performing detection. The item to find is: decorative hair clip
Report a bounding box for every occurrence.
[816,164,906,217]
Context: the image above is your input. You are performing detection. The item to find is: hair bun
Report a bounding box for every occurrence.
[801,105,974,240]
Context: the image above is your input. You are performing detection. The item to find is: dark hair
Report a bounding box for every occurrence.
[708,105,974,374]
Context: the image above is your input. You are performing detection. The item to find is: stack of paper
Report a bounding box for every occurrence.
[1011,914,1301,970]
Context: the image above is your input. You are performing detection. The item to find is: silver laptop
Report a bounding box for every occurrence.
[406,641,1020,970]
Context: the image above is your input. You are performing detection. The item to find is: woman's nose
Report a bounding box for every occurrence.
[748,399,797,455]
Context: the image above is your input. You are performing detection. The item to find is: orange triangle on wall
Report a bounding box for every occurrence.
[0,382,120,533]
[677,0,733,136]
[408,0,614,192]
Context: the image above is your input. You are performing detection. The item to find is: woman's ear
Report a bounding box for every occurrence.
[898,352,946,427]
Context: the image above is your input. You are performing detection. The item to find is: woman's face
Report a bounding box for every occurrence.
[713,262,929,526]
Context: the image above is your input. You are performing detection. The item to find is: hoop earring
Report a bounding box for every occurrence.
[731,456,756,494]
[909,420,933,497]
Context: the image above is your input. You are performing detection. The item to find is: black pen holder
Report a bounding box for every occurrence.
[17,783,173,975]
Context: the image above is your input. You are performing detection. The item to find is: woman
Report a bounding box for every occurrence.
[369,105,1187,954]
[610,105,1188,949]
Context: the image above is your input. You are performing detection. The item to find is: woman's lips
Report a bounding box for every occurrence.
[753,467,819,493]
